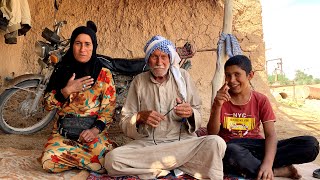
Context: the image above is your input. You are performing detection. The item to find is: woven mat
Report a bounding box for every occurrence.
[87,172,196,180]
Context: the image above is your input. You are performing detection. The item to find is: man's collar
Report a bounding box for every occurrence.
[149,70,171,84]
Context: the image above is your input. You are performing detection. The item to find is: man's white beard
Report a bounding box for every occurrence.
[150,66,169,77]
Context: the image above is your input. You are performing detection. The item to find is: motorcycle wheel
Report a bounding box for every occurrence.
[0,80,56,134]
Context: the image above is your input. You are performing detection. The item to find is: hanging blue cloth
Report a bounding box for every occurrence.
[216,33,242,69]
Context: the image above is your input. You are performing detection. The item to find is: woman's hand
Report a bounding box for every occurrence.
[61,73,94,98]
[79,127,100,143]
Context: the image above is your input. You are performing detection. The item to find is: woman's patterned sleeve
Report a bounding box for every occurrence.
[43,90,66,111]
[96,68,116,130]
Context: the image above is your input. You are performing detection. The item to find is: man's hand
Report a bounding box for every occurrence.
[213,81,231,107]
[79,127,100,143]
[174,97,193,118]
[137,111,165,128]
[61,73,94,98]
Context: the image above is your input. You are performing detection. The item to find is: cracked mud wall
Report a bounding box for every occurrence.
[0,0,268,125]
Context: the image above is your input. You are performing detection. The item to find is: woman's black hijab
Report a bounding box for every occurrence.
[45,21,103,93]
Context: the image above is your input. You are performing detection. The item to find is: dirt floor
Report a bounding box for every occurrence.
[275,99,320,165]
[271,84,320,165]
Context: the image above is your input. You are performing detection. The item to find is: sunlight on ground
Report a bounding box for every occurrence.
[272,90,320,165]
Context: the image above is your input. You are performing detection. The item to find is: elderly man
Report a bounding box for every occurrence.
[105,35,226,179]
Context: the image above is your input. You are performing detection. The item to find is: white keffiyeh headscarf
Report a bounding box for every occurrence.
[144,35,187,101]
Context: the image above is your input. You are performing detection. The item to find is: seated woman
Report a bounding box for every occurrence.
[207,55,319,179]
[40,21,116,173]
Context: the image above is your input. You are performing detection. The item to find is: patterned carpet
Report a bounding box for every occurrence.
[87,172,196,180]
[86,171,250,180]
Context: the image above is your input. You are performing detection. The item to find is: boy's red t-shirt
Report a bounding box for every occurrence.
[218,91,276,142]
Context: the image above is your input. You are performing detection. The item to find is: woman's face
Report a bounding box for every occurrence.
[73,34,93,63]
[225,65,253,95]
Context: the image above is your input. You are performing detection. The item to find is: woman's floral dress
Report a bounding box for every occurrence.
[40,68,116,173]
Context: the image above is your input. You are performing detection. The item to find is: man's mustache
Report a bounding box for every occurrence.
[152,66,165,69]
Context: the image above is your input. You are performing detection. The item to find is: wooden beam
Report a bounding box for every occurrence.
[211,0,233,105]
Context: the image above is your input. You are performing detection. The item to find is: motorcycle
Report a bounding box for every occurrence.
[0,0,68,134]
[0,21,69,134]
[0,2,196,135]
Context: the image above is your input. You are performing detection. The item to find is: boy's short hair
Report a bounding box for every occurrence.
[224,55,252,74]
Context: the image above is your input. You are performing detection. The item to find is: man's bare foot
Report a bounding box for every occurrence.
[274,165,302,179]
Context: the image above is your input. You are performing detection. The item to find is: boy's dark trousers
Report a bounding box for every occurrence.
[223,136,319,178]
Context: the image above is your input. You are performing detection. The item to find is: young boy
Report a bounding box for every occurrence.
[207,55,319,179]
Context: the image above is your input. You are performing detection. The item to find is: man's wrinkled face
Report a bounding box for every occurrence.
[148,49,170,78]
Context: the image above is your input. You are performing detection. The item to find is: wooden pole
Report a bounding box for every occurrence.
[211,0,233,105]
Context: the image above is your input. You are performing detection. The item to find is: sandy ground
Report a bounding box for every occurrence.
[275,99,320,165]
[271,84,320,165]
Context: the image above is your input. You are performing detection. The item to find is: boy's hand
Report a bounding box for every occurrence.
[213,81,231,106]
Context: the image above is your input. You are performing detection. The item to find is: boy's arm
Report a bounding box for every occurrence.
[207,82,230,135]
[207,102,222,135]
[258,121,277,179]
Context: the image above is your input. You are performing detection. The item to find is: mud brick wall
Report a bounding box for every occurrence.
[0,0,268,126]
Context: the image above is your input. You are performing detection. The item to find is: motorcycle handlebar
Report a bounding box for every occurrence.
[54,20,67,36]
